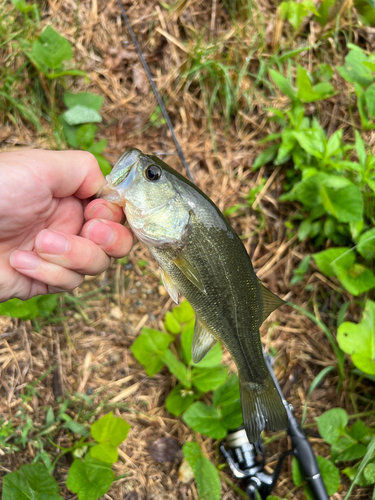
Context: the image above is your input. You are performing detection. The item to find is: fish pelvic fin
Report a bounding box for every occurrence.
[192,319,217,363]
[239,378,288,443]
[160,267,179,304]
[259,283,285,323]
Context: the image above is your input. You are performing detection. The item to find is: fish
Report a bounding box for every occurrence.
[99,148,288,442]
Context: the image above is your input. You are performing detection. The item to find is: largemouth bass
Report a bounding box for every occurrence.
[99,148,288,442]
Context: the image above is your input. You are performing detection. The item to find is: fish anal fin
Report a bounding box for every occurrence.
[160,267,179,304]
[173,254,206,294]
[192,319,217,363]
[260,283,285,323]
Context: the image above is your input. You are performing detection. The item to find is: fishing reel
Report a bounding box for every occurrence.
[221,355,330,500]
[221,427,292,500]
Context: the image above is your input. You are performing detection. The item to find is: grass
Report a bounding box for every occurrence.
[1,0,375,498]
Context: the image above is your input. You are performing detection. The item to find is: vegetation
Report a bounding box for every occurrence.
[2,0,375,499]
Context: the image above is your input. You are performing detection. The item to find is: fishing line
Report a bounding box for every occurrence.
[116,0,195,183]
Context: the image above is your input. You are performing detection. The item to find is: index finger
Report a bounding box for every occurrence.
[8,149,107,199]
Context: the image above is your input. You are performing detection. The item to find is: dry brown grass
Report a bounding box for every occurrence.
[1,0,375,498]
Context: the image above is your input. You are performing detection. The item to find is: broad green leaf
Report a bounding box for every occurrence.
[319,179,363,222]
[355,130,367,168]
[164,311,181,334]
[64,91,104,111]
[332,262,375,296]
[11,0,35,13]
[293,130,325,159]
[252,144,279,171]
[269,69,296,100]
[90,442,118,464]
[182,442,221,500]
[172,300,195,323]
[183,402,227,439]
[30,26,72,70]
[166,385,197,416]
[64,420,89,436]
[220,399,243,429]
[313,247,353,277]
[63,105,102,126]
[3,463,63,500]
[338,300,375,374]
[335,443,368,462]
[90,412,130,447]
[357,228,375,259]
[94,154,112,176]
[181,323,194,364]
[317,0,336,26]
[191,365,228,392]
[162,349,191,388]
[89,139,107,154]
[348,420,368,441]
[280,0,319,29]
[354,0,375,26]
[131,328,173,376]
[298,218,311,241]
[365,83,375,118]
[0,294,57,320]
[59,116,79,148]
[213,374,240,407]
[325,129,343,159]
[66,455,114,500]
[317,408,348,446]
[296,66,334,102]
[363,463,375,484]
[343,437,375,498]
[76,124,97,149]
[275,129,296,164]
[337,47,374,87]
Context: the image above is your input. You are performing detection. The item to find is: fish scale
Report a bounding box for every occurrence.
[99,148,288,442]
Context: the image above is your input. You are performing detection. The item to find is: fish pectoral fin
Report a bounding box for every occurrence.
[172,254,206,294]
[192,319,217,363]
[260,283,285,323]
[160,267,179,304]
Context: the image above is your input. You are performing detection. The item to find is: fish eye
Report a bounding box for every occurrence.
[144,164,162,181]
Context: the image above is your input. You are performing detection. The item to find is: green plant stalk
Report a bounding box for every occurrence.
[287,301,345,380]
[344,436,375,500]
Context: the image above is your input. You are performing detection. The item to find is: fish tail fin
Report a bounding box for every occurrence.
[239,378,288,443]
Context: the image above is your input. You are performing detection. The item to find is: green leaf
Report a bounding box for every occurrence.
[172,300,195,323]
[355,130,367,168]
[313,247,354,277]
[183,402,227,439]
[76,124,97,149]
[213,374,240,407]
[66,455,114,500]
[181,323,194,364]
[343,436,375,498]
[320,178,363,222]
[0,294,57,320]
[220,399,243,429]
[59,116,79,148]
[291,255,311,285]
[269,69,296,100]
[317,408,348,445]
[166,385,197,416]
[64,92,104,111]
[64,420,89,436]
[182,325,223,368]
[182,442,221,500]
[298,219,311,241]
[338,300,375,374]
[252,144,279,171]
[90,412,130,447]
[335,443,368,462]
[192,366,228,392]
[365,83,375,118]
[162,349,191,388]
[296,66,334,102]
[332,262,375,296]
[363,463,375,484]
[337,47,374,87]
[354,0,375,26]
[89,139,107,154]
[164,311,181,334]
[131,328,173,376]
[94,154,112,176]
[316,0,336,26]
[3,463,63,500]
[90,442,118,463]
[357,228,375,259]
[30,26,72,70]
[11,0,35,13]
[63,105,102,126]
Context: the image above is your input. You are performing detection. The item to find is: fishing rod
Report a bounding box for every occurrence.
[115,2,328,498]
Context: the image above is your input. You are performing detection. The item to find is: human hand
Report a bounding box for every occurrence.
[0,149,133,302]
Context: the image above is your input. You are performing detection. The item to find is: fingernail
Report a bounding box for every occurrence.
[88,203,114,221]
[86,220,115,246]
[10,251,40,270]
[36,230,69,255]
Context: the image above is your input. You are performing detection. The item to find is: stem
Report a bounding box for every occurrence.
[218,471,248,498]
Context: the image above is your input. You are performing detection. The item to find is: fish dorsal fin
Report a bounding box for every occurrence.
[172,254,206,294]
[192,319,217,363]
[160,267,179,304]
[260,283,285,323]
